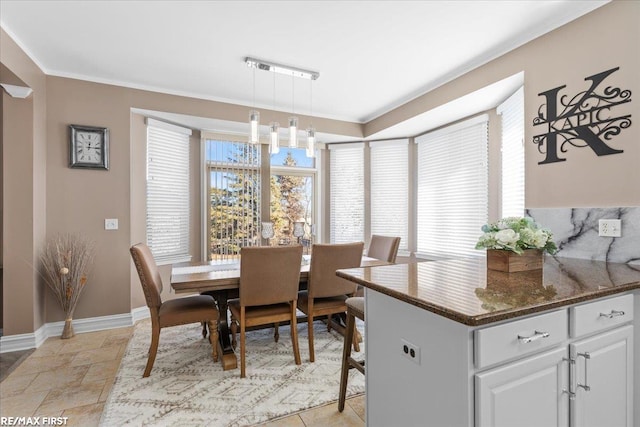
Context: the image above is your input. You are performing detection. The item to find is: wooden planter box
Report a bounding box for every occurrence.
[487,249,543,272]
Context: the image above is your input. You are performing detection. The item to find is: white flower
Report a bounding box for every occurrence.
[532,230,548,248]
[495,229,519,245]
[59,267,69,275]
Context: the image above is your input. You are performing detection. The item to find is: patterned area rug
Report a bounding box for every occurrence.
[100,318,365,426]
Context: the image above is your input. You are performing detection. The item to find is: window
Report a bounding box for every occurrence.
[329,143,364,244]
[146,118,192,264]
[415,115,488,258]
[205,139,261,261]
[498,87,525,218]
[370,140,408,251]
[270,147,316,246]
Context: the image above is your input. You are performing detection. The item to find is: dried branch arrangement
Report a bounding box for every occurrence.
[40,233,95,338]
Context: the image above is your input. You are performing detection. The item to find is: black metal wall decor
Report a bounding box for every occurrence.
[533,67,632,165]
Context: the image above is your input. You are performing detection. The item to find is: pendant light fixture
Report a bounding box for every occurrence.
[249,66,259,144]
[289,75,298,148]
[269,73,280,154]
[306,78,316,158]
[244,57,319,151]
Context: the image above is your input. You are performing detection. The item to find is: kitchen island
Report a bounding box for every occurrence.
[337,256,640,427]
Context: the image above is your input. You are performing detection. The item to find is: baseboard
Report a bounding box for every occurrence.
[0,307,151,353]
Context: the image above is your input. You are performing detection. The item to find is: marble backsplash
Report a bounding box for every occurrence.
[526,207,639,265]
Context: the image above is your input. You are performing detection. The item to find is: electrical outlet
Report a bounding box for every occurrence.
[105,218,119,230]
[598,219,621,237]
[401,339,421,365]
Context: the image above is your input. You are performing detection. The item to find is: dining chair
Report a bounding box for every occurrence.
[367,235,401,263]
[297,242,364,362]
[130,243,219,377]
[338,296,365,412]
[229,245,303,378]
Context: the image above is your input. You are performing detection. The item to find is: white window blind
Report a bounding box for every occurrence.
[415,115,488,258]
[498,86,525,218]
[205,139,261,261]
[146,118,192,264]
[329,143,364,244]
[370,140,408,251]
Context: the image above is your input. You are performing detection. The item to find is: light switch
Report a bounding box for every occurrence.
[105,218,119,230]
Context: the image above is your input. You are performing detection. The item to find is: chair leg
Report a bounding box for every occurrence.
[290,303,301,365]
[327,315,332,332]
[240,307,246,378]
[207,319,219,362]
[338,310,356,412]
[144,323,160,378]
[274,322,280,343]
[353,324,361,353]
[308,302,315,363]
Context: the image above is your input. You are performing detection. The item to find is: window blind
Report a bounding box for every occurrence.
[370,140,408,251]
[329,143,364,244]
[146,118,192,264]
[415,115,488,258]
[497,86,525,218]
[205,139,261,260]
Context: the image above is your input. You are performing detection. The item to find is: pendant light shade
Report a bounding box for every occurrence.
[289,116,298,148]
[249,110,260,144]
[270,122,280,154]
[306,127,315,158]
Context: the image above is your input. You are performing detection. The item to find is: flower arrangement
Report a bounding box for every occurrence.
[475,217,557,255]
[40,234,95,338]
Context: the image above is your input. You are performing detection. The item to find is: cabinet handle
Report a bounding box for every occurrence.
[517,330,549,344]
[562,357,576,401]
[577,352,591,392]
[599,309,625,319]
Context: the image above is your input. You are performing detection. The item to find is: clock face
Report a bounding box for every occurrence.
[76,131,103,164]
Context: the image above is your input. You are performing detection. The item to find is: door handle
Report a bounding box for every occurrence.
[577,352,591,392]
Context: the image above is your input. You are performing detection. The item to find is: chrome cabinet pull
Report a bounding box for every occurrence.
[562,357,576,401]
[517,330,550,344]
[577,352,591,392]
[599,309,625,319]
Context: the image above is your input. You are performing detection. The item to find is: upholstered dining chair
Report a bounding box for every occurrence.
[367,235,401,263]
[297,242,364,363]
[130,243,219,378]
[229,245,304,378]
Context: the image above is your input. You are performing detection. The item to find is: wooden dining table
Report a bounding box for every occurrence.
[171,255,388,370]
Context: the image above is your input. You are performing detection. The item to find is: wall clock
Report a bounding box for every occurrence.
[69,124,109,170]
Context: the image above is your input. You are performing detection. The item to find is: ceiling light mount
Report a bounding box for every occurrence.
[245,57,319,81]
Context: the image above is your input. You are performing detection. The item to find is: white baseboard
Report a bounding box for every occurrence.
[0,307,151,353]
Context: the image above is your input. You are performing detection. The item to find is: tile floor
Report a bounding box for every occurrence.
[0,326,365,426]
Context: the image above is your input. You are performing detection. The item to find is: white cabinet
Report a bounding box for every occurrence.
[476,347,569,427]
[475,296,634,427]
[570,325,633,427]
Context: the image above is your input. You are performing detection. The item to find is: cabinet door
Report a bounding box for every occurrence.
[476,347,569,427]
[570,325,633,427]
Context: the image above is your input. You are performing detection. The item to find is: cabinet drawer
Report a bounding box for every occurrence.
[475,309,567,369]
[570,294,634,338]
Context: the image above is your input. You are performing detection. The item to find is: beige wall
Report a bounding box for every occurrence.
[1,1,638,336]
[1,28,47,335]
[368,0,640,207]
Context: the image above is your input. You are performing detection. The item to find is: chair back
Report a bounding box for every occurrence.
[308,242,364,299]
[368,235,401,263]
[130,243,163,309]
[240,245,303,307]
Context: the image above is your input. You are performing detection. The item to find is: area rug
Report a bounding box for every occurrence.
[100,318,365,426]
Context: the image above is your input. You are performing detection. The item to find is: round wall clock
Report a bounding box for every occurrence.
[69,124,109,170]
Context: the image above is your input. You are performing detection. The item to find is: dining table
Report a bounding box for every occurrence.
[171,255,389,370]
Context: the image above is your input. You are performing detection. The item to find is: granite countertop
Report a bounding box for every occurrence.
[336,256,640,326]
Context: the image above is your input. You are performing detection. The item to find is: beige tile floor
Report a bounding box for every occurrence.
[0,326,365,427]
